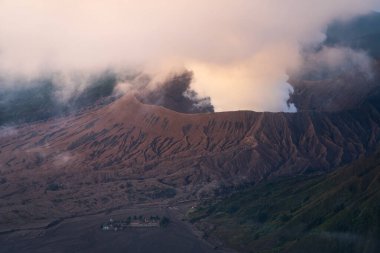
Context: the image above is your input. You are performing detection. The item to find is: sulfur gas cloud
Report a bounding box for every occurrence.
[0,0,379,112]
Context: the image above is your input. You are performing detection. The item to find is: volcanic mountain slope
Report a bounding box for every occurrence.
[1,94,380,229]
[189,152,380,253]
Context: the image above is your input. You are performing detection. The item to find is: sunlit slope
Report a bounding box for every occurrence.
[1,94,380,230]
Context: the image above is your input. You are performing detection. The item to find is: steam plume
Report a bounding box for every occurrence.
[0,0,379,111]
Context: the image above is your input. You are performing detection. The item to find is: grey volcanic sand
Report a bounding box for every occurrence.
[0,205,233,253]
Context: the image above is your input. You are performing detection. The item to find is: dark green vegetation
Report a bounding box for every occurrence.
[100,215,166,231]
[45,183,63,192]
[189,152,380,253]
[150,188,177,199]
[159,216,170,228]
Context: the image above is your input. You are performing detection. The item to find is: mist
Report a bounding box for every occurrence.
[136,71,214,113]
[0,0,379,112]
[296,46,374,81]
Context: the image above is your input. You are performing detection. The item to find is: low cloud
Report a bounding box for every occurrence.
[136,71,214,113]
[296,46,374,80]
[0,126,18,138]
[0,0,379,112]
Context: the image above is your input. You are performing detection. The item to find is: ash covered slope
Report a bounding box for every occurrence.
[1,94,380,229]
[2,95,380,185]
[1,95,380,191]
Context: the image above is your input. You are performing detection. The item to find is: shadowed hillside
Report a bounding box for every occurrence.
[189,152,380,253]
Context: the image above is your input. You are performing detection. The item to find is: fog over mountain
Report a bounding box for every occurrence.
[0,0,379,112]
[2,3,380,253]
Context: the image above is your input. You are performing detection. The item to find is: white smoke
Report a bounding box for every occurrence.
[298,47,374,80]
[0,126,18,138]
[0,0,379,112]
